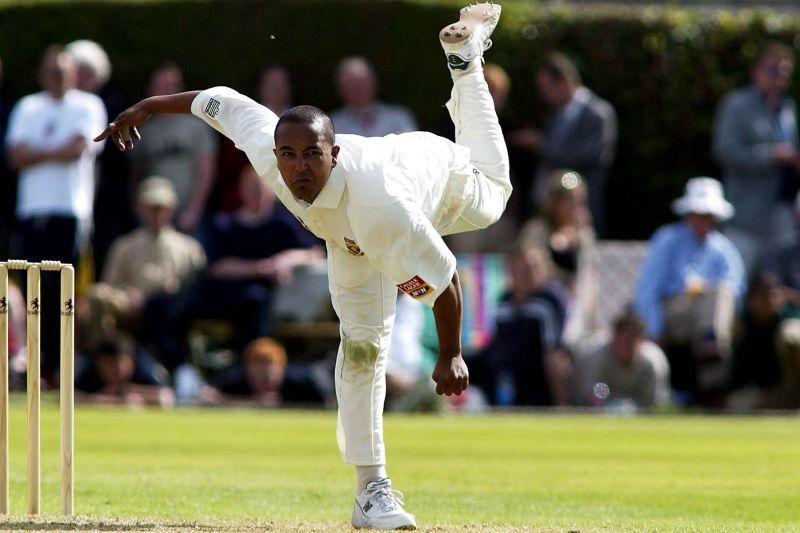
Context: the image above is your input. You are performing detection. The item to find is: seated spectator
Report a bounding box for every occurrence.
[572,310,670,410]
[728,274,800,410]
[634,177,745,407]
[78,177,205,352]
[761,191,800,307]
[207,337,330,406]
[330,56,417,137]
[472,246,570,406]
[518,169,597,344]
[75,332,174,408]
[173,164,323,360]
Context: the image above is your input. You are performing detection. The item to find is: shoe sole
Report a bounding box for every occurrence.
[352,506,417,530]
[439,2,501,45]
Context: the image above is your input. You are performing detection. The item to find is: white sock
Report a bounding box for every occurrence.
[356,465,387,492]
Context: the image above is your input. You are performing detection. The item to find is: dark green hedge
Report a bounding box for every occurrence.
[1,0,799,238]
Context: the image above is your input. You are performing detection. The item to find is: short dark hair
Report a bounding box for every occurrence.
[275,105,336,145]
[540,52,582,85]
[613,308,646,336]
[93,331,135,360]
[754,41,794,67]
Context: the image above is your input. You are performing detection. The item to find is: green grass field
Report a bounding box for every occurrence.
[0,399,798,531]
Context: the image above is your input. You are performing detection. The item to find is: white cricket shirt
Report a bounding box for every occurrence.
[192,87,473,306]
[5,89,107,221]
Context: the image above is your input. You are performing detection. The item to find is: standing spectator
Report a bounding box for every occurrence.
[0,56,16,259]
[214,63,296,214]
[634,177,744,406]
[331,56,417,137]
[475,246,570,406]
[66,39,136,277]
[5,45,106,380]
[713,42,800,275]
[727,274,800,410]
[78,176,206,351]
[573,310,670,409]
[509,52,617,236]
[518,169,597,345]
[130,62,217,233]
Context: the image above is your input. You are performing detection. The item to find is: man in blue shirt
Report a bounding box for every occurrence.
[634,177,744,405]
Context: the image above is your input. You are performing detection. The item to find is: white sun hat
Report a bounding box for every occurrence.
[671,177,734,221]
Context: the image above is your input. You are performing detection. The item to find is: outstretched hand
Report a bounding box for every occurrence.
[93,103,150,151]
[432,353,469,396]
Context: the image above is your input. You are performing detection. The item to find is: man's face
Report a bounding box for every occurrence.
[753,56,794,96]
[611,326,642,366]
[138,202,174,233]
[274,122,339,203]
[685,213,716,239]
[536,70,570,108]
[148,66,183,96]
[259,68,292,110]
[511,249,549,295]
[338,69,376,110]
[40,50,76,97]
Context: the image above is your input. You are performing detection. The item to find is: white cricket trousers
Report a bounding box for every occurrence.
[334,65,511,466]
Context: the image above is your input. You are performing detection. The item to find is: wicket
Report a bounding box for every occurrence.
[0,260,74,516]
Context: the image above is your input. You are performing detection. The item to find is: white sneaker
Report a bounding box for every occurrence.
[352,478,417,530]
[439,2,502,71]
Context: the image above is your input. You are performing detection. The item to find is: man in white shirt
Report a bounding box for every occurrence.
[5,44,106,380]
[96,4,508,529]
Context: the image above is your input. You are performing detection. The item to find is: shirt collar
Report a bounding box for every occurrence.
[308,165,345,209]
[560,87,590,122]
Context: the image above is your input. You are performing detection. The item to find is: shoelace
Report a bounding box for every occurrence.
[369,485,405,513]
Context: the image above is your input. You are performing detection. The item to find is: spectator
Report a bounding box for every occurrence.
[573,310,670,410]
[0,55,16,259]
[330,56,417,137]
[728,274,800,410]
[634,177,744,406]
[761,191,800,308]
[168,163,323,366]
[713,41,800,275]
[79,176,206,351]
[5,45,106,380]
[66,39,136,277]
[215,63,296,213]
[508,52,617,236]
[207,337,329,406]
[75,331,174,408]
[129,62,218,233]
[518,169,596,344]
[474,246,570,406]
[257,63,294,116]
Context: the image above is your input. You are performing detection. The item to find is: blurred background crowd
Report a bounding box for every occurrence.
[1,1,800,413]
